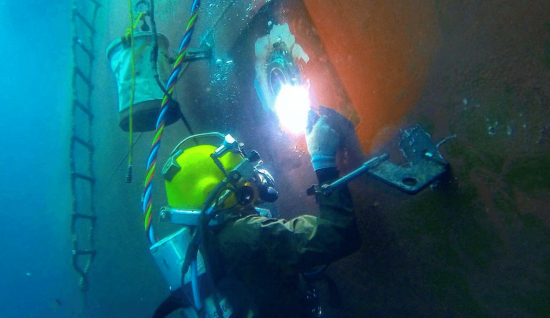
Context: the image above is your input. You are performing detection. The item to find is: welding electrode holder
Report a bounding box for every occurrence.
[307,154,389,197]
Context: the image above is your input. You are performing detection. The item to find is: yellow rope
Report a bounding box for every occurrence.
[125,12,144,37]
[127,0,137,181]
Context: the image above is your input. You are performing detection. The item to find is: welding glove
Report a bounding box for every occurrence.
[306,111,340,171]
[318,105,365,165]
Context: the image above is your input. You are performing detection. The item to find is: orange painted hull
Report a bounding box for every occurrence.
[281,0,441,152]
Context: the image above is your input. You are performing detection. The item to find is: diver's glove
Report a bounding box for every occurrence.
[306,111,340,171]
[318,105,365,165]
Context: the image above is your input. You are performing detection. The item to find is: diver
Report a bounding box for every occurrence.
[153,107,363,318]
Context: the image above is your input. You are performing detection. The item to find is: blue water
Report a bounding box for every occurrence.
[1,1,549,317]
[0,1,77,317]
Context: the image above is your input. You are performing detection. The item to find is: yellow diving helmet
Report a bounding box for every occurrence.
[163,134,244,210]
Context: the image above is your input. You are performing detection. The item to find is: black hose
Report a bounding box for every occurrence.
[180,181,228,318]
[149,0,195,138]
[176,107,197,142]
[149,0,170,97]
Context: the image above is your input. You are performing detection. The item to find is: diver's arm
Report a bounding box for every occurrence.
[216,174,361,273]
[294,171,362,271]
[217,110,362,271]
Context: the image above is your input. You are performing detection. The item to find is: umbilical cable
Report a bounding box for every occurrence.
[143,0,201,245]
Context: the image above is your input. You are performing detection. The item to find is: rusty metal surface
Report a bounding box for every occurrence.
[90,0,550,316]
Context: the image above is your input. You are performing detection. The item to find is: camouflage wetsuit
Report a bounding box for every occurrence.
[212,169,362,318]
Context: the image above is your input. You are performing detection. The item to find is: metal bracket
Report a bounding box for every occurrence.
[307,125,453,196]
[367,125,452,194]
[169,43,213,63]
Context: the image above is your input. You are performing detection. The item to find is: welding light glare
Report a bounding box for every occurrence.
[274,84,311,135]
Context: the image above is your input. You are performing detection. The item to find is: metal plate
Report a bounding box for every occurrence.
[368,125,449,194]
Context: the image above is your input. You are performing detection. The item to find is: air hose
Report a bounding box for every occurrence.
[180,181,230,318]
[143,0,201,245]
[149,0,196,138]
[149,0,170,97]
[143,2,225,316]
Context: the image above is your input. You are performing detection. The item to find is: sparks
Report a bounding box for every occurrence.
[274,84,311,135]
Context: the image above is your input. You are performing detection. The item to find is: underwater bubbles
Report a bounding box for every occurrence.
[210,58,238,109]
